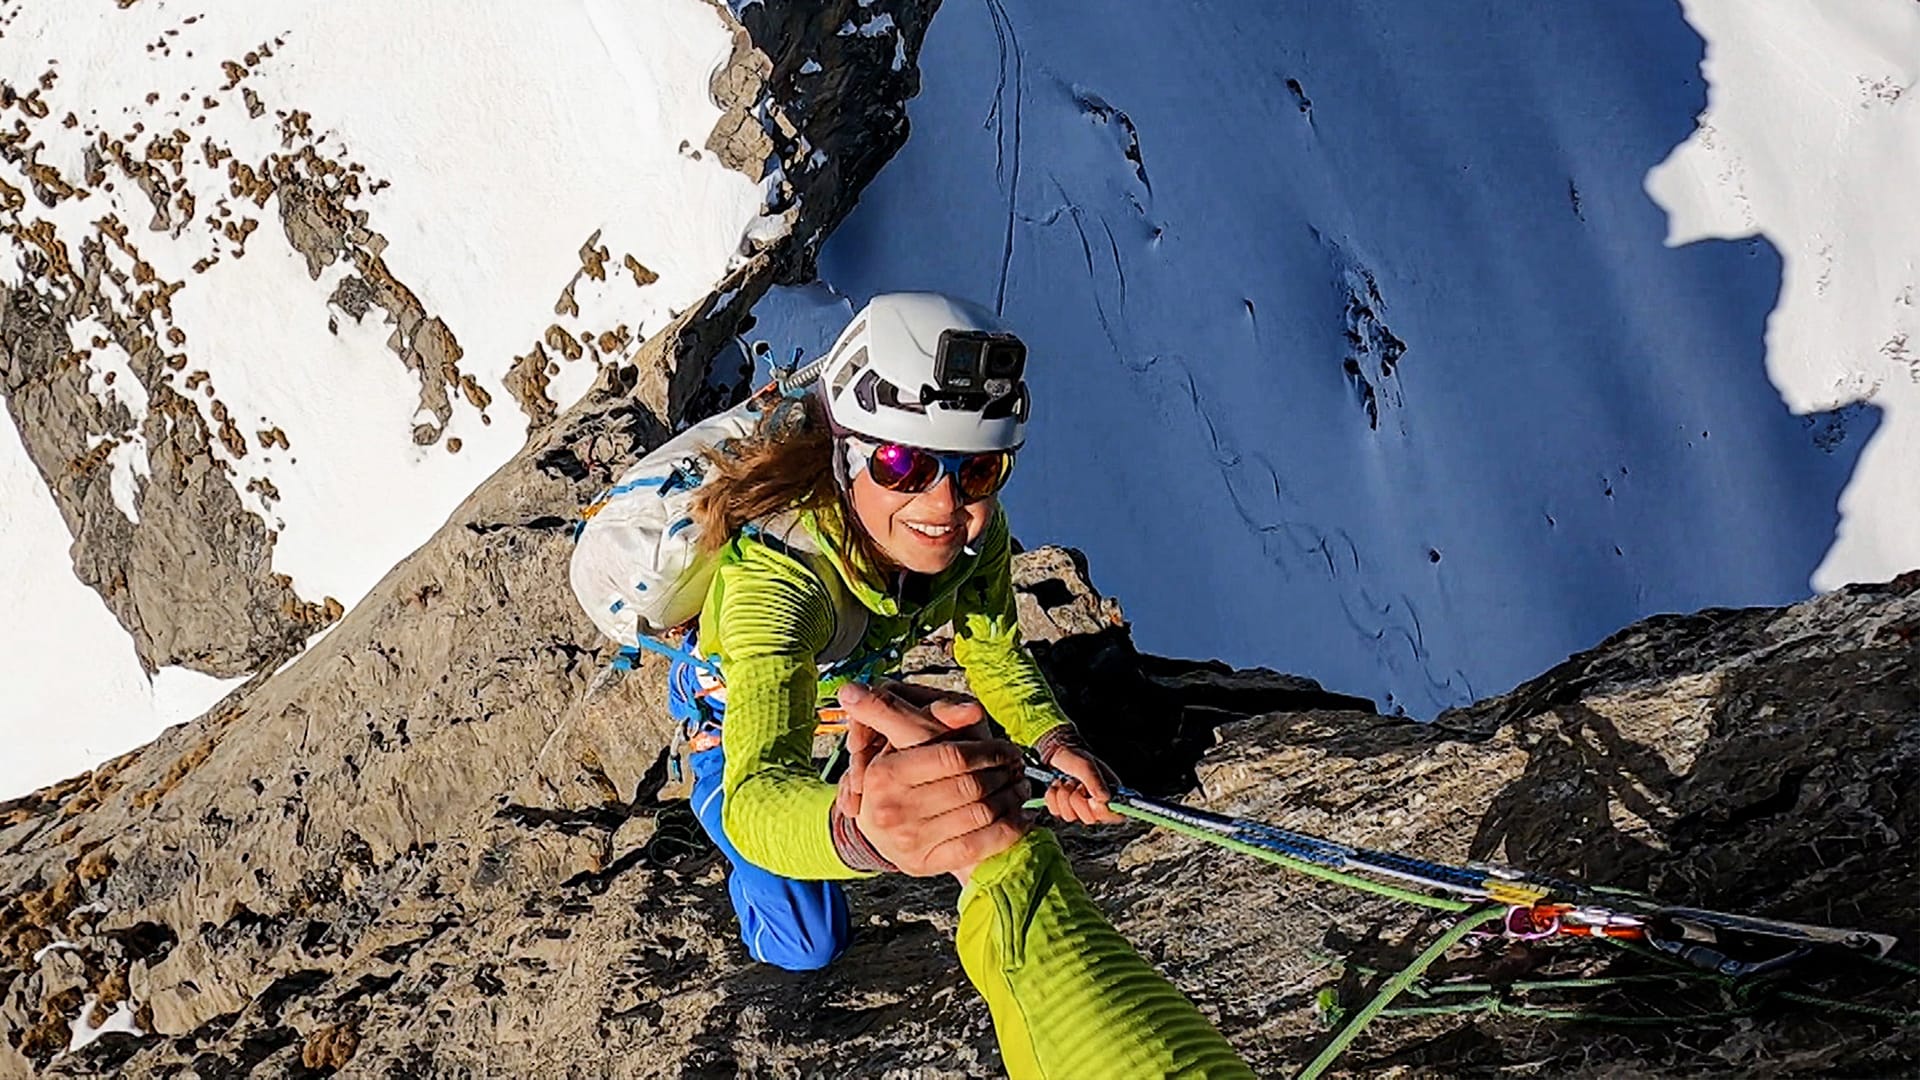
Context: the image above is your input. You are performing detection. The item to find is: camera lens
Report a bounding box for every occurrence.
[985,340,1026,379]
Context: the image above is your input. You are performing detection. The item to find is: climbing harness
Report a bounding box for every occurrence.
[1023,764,1913,1078]
[651,634,923,795]
[653,633,897,788]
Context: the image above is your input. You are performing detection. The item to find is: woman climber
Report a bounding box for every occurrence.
[668,293,1251,1078]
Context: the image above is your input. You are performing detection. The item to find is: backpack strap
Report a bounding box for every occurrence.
[745,510,871,670]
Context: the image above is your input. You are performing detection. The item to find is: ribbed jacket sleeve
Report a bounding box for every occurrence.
[958,829,1255,1079]
[707,539,871,880]
[950,511,1075,747]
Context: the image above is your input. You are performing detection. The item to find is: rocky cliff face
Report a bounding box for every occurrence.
[1,524,1914,1077]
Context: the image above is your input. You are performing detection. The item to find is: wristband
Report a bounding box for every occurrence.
[1031,724,1087,766]
[829,803,897,873]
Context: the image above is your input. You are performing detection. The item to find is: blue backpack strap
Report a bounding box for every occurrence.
[616,634,724,678]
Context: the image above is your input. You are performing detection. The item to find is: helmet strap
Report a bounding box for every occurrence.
[832,435,858,493]
[833,441,851,492]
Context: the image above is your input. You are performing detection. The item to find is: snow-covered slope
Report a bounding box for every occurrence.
[0,0,779,797]
[1648,0,1920,592]
[758,0,1917,717]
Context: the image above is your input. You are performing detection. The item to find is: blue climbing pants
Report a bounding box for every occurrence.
[670,647,852,971]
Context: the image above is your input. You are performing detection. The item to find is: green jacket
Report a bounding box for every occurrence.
[699,502,1252,1079]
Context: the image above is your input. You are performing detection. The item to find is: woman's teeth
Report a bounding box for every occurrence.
[904,521,956,540]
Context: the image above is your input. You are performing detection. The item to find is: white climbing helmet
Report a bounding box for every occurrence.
[816,293,1030,453]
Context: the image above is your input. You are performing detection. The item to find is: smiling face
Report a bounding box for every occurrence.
[847,464,996,576]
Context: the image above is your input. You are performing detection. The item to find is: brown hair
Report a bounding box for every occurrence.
[690,394,894,584]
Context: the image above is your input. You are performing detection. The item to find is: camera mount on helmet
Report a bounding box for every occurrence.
[931,329,1027,408]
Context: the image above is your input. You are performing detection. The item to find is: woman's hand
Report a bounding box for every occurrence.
[834,683,1033,882]
[1043,745,1125,826]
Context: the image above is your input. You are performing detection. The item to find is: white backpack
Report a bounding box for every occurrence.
[568,395,869,668]
[569,397,761,645]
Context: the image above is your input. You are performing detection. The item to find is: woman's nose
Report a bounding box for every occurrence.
[916,473,961,511]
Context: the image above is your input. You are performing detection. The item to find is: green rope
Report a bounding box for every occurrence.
[1296,906,1504,1080]
[1871,953,1920,979]
[1381,998,1728,1025]
[1387,983,1920,1028]
[1596,936,1920,1027]
[1099,798,1474,913]
[1774,990,1920,1025]
[1406,973,1695,997]
[1385,967,1760,1025]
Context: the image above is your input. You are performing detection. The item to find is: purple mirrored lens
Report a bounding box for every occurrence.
[869,443,939,491]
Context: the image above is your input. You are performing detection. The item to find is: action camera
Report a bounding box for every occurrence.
[935,329,1026,398]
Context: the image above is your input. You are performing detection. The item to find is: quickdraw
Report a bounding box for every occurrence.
[1024,762,1899,968]
[1501,901,1897,978]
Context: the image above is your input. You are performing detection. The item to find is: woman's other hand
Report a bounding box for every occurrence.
[1043,746,1125,826]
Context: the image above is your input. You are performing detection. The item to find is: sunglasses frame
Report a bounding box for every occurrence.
[842,436,1016,505]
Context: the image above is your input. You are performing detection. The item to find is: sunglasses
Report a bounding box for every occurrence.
[844,438,1016,503]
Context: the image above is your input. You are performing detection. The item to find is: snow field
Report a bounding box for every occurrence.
[65,996,139,1055]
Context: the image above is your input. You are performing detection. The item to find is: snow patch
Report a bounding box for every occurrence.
[74,318,149,430]
[0,408,245,799]
[66,997,141,1054]
[743,283,855,377]
[1,0,768,609]
[743,213,791,247]
[71,317,152,523]
[32,941,80,966]
[813,0,1891,719]
[841,13,899,42]
[545,353,606,418]
[106,442,149,523]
